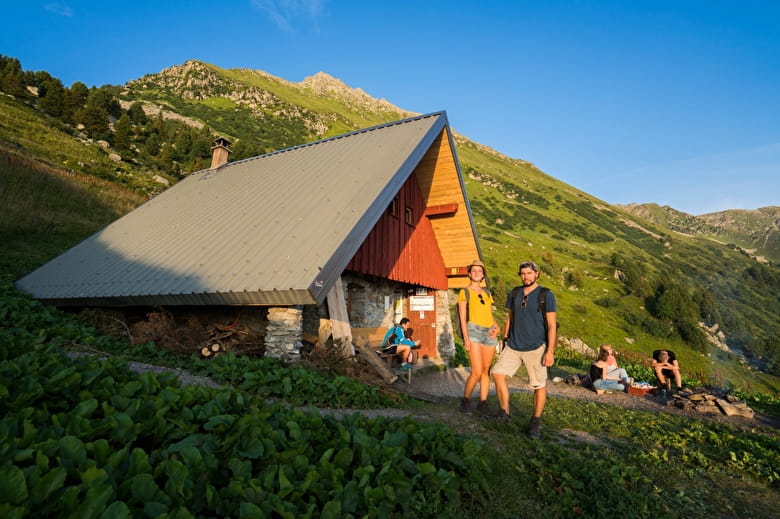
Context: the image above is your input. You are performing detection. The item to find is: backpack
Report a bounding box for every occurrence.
[508,286,558,335]
[381,325,402,350]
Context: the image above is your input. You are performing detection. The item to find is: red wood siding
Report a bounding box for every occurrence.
[346,175,448,289]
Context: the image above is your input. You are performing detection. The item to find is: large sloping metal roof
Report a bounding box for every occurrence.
[17,112,467,306]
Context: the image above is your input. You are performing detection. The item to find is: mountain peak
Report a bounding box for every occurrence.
[298,71,407,114]
[299,71,347,92]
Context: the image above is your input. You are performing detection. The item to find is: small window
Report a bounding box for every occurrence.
[405,206,414,225]
[388,197,398,217]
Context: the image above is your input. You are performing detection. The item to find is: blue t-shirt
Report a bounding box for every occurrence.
[504,285,556,352]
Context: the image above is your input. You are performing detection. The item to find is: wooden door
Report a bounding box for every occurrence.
[406,289,438,359]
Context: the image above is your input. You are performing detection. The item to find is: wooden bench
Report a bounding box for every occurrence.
[351,327,416,383]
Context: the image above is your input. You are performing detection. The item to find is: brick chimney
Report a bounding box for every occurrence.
[210,136,232,169]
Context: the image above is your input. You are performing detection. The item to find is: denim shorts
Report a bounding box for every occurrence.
[466,322,498,346]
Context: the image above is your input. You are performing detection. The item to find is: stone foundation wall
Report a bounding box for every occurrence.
[263,273,457,363]
[264,306,303,362]
[342,272,405,328]
[437,290,456,363]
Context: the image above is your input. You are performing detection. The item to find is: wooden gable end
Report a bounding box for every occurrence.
[413,131,481,287]
[346,174,447,289]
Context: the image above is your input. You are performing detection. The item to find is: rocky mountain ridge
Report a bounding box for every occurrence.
[618,203,780,263]
[129,60,522,165]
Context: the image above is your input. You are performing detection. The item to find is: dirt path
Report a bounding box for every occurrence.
[126,360,778,433]
[394,366,780,432]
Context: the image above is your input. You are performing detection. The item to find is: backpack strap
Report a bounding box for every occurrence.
[505,287,521,344]
[456,288,470,339]
[537,286,559,336]
[510,286,520,308]
[538,286,549,315]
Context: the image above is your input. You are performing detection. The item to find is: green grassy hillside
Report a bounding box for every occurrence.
[619,202,780,263]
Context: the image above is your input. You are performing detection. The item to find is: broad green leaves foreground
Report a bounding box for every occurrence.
[0,280,489,518]
[1,278,779,518]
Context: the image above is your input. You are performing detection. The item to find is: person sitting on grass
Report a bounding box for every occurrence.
[652,349,682,391]
[381,317,421,371]
[602,343,633,386]
[590,345,629,392]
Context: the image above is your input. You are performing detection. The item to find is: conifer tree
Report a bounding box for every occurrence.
[113,113,132,152]
[0,56,25,96]
[78,105,110,140]
[38,77,65,117]
[128,102,147,124]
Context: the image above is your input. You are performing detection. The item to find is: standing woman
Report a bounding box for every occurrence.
[458,260,500,414]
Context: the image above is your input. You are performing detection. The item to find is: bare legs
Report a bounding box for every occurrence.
[532,386,546,418]
[493,373,510,414]
[493,373,546,418]
[463,344,494,401]
[655,366,682,388]
[396,344,411,363]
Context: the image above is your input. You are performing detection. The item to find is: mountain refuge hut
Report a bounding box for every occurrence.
[16,112,485,375]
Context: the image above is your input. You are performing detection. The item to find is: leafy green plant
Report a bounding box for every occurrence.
[1,277,779,518]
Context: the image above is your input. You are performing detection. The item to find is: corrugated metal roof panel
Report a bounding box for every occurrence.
[17,112,452,306]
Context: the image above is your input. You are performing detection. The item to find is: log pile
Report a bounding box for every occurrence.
[200,342,223,358]
[198,324,264,358]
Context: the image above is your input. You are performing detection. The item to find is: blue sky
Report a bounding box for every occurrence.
[2,1,778,215]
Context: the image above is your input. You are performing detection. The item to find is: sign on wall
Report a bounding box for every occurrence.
[409,295,434,311]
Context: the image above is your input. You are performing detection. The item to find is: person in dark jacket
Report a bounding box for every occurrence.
[652,349,682,390]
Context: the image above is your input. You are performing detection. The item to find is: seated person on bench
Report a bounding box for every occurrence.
[381,317,421,371]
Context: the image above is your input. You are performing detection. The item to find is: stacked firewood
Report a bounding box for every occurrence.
[198,325,264,358]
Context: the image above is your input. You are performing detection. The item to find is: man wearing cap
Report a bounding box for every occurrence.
[492,261,557,438]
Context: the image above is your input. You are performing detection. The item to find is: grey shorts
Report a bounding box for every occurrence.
[466,322,498,346]
[492,344,548,389]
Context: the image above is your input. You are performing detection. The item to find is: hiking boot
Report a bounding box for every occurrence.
[476,400,490,416]
[459,397,472,413]
[491,411,511,423]
[528,417,541,439]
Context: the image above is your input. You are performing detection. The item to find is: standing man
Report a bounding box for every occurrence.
[492,261,557,439]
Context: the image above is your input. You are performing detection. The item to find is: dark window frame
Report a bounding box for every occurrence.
[388,197,399,217]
